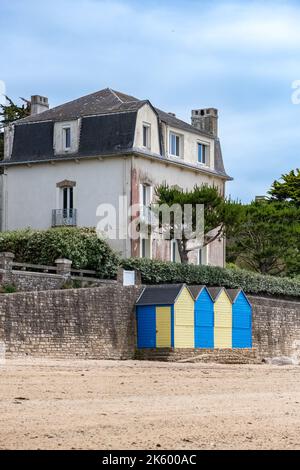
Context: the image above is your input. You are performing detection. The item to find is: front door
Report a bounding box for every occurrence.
[156,306,171,348]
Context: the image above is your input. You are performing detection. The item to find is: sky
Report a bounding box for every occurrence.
[1,0,300,202]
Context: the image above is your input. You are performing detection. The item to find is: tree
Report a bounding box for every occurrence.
[269,168,300,206]
[0,96,31,160]
[227,200,300,276]
[152,183,241,264]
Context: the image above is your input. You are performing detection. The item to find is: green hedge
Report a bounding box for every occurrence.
[1,228,299,298]
[0,227,119,278]
[121,258,300,298]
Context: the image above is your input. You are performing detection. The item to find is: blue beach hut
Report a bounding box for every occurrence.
[227,289,252,348]
[189,285,214,348]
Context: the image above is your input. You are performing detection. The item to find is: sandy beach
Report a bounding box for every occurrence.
[0,359,300,450]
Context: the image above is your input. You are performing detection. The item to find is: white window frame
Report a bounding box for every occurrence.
[63,126,71,150]
[169,131,183,158]
[142,123,151,150]
[197,141,210,166]
[139,183,153,219]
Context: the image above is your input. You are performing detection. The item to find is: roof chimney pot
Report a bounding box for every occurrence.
[191,108,218,137]
[30,95,49,116]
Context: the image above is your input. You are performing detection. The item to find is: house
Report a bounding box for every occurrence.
[0,88,232,265]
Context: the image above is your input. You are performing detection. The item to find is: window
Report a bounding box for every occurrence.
[142,184,147,207]
[171,239,176,263]
[198,143,208,164]
[140,184,152,218]
[169,132,181,157]
[141,238,146,258]
[54,121,79,155]
[197,248,202,265]
[197,247,207,265]
[142,124,151,149]
[63,187,73,216]
[140,238,151,259]
[64,127,71,149]
[53,180,77,227]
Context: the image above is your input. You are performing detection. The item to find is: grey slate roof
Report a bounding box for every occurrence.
[155,107,212,138]
[226,288,242,303]
[136,284,185,306]
[214,139,226,175]
[12,121,54,162]
[226,288,251,306]
[207,287,230,302]
[6,88,231,180]
[10,112,138,163]
[16,88,146,124]
[188,285,207,300]
[79,112,137,156]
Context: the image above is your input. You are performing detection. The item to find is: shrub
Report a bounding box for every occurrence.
[121,258,300,298]
[61,279,83,290]
[0,284,17,294]
[0,228,299,298]
[0,227,119,278]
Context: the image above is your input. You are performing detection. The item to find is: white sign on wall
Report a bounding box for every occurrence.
[123,270,135,286]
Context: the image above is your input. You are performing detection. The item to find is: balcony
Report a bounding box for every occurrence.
[52,209,77,227]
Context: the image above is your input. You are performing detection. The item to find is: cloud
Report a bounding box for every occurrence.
[1,0,300,201]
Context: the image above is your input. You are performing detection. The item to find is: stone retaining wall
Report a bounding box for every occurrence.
[0,286,299,362]
[0,285,141,360]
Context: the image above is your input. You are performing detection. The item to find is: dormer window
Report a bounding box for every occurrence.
[64,127,71,150]
[54,121,79,156]
[169,132,182,158]
[142,123,151,149]
[198,142,209,165]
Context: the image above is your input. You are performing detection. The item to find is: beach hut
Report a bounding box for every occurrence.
[136,284,195,348]
[189,286,214,348]
[208,287,232,349]
[227,289,252,348]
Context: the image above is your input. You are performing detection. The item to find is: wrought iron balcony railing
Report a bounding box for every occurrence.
[52,209,77,227]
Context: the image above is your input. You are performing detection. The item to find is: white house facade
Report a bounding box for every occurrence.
[0,88,232,266]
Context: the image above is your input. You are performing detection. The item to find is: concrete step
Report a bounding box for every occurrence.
[135,348,259,364]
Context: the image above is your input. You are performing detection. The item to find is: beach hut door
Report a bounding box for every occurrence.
[156,307,171,348]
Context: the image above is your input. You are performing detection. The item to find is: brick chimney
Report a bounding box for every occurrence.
[30,95,49,115]
[191,108,218,137]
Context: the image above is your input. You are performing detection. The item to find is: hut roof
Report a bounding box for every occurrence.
[226,288,242,302]
[207,287,231,302]
[188,285,212,301]
[136,284,186,306]
[226,288,252,306]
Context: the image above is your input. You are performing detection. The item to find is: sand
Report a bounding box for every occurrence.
[0,358,300,450]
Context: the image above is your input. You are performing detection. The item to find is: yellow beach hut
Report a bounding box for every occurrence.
[208,287,232,349]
